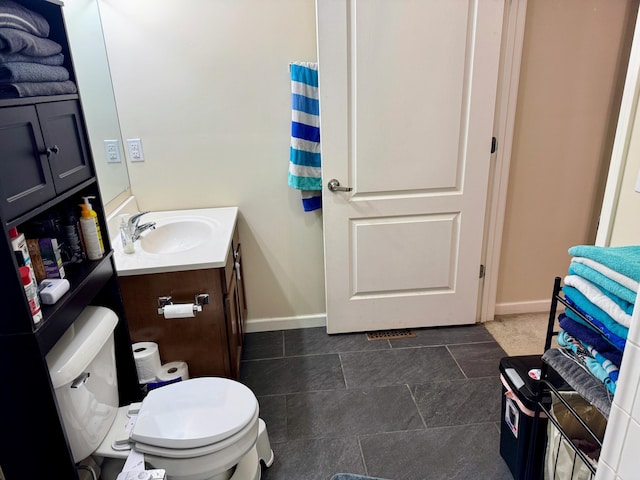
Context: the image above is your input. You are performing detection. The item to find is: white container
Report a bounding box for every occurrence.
[79,215,104,261]
[10,227,36,286]
[119,217,135,254]
[46,306,120,462]
[19,265,42,325]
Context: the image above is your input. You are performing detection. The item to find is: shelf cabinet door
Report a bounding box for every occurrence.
[0,100,92,221]
[37,100,92,193]
[0,105,56,220]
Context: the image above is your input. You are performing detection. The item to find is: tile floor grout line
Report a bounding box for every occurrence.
[445,344,469,379]
[338,352,349,389]
[406,383,428,429]
[356,435,370,477]
[281,330,285,357]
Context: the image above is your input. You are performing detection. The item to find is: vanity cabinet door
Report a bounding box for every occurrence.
[120,269,232,378]
[37,100,92,193]
[225,271,242,379]
[0,105,56,219]
[234,241,247,334]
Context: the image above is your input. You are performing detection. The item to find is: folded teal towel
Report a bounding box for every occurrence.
[568,245,640,282]
[563,301,627,353]
[569,262,636,305]
[563,286,629,339]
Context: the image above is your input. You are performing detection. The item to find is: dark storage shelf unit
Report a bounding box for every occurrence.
[528,277,610,479]
[0,1,141,479]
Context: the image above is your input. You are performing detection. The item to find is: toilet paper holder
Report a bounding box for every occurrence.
[157,294,209,314]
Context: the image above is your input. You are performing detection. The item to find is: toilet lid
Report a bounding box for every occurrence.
[130,377,258,449]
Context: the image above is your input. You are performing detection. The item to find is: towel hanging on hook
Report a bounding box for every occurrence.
[288,61,322,212]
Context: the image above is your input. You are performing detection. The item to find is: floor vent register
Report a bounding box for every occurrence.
[366,329,416,341]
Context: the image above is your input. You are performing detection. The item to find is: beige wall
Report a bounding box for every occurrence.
[99,0,638,325]
[496,0,638,309]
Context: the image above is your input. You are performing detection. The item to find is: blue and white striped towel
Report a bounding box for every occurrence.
[288,62,322,211]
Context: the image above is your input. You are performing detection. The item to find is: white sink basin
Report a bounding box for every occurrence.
[139,219,220,254]
[112,207,238,276]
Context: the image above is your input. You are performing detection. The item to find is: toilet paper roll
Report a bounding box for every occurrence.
[132,342,162,384]
[163,303,196,319]
[157,361,190,382]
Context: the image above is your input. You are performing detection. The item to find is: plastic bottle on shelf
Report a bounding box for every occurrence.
[78,196,105,261]
[63,213,84,263]
[20,265,43,325]
[9,227,37,286]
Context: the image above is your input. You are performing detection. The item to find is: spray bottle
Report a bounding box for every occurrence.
[78,196,105,260]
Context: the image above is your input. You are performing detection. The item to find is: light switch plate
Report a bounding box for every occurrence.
[104,139,121,163]
[127,138,145,162]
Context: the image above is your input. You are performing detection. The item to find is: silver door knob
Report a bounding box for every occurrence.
[328,179,352,192]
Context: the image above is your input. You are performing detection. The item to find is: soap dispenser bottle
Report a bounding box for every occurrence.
[119,216,135,254]
[79,196,105,260]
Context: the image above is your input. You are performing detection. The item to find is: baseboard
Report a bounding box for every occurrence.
[494,300,552,316]
[245,314,326,333]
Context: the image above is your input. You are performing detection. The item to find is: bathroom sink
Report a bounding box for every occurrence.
[111,207,238,276]
[139,219,220,254]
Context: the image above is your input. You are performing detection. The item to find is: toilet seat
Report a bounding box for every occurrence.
[134,408,259,458]
[131,377,258,450]
[94,377,265,480]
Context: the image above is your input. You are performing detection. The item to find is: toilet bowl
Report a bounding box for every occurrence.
[46,306,273,480]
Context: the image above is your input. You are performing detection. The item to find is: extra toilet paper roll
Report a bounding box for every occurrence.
[163,303,196,319]
[132,342,161,384]
[157,361,190,382]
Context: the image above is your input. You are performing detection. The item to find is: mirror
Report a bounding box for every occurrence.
[63,0,130,204]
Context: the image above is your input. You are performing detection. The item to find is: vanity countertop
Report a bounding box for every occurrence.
[111,207,238,276]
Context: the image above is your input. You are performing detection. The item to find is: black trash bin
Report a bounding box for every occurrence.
[499,355,548,480]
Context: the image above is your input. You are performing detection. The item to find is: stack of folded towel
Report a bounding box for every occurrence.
[0,0,77,98]
[551,246,640,402]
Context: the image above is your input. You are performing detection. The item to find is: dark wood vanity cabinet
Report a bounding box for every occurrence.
[226,229,247,378]
[0,1,140,479]
[120,225,248,380]
[0,99,92,221]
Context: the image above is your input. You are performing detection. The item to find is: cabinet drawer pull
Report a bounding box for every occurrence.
[46,145,60,157]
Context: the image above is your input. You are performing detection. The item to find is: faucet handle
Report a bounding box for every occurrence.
[129,211,150,228]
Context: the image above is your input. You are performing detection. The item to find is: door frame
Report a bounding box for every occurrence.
[595,8,640,246]
[480,0,528,322]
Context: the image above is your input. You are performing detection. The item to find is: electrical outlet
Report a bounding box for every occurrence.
[127,138,145,162]
[104,139,121,163]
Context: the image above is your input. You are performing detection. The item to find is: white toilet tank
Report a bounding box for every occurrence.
[46,306,120,463]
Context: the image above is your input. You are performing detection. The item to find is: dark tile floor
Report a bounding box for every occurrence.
[239,325,513,480]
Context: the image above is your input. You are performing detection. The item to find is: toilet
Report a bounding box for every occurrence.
[46,306,273,480]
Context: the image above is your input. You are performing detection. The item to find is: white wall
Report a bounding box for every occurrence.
[98,0,326,328]
[597,295,640,479]
[594,8,640,478]
[609,97,640,246]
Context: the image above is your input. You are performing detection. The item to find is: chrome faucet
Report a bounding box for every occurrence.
[128,211,156,241]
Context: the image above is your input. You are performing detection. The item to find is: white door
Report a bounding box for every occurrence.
[319,0,505,333]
